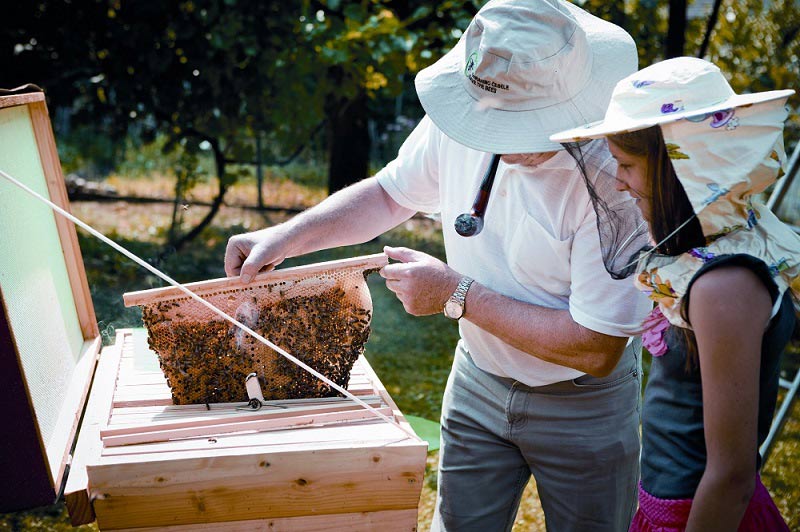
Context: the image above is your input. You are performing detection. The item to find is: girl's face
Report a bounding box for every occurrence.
[608,140,651,221]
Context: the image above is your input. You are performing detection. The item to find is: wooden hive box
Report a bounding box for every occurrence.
[0,91,427,530]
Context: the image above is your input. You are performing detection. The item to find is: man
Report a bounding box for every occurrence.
[225,1,651,530]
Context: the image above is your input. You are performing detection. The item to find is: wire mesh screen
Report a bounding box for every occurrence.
[0,103,86,448]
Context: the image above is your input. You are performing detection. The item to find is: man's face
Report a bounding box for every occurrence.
[500,152,557,167]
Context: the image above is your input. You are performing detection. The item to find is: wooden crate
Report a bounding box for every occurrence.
[0,91,427,530]
[66,329,426,531]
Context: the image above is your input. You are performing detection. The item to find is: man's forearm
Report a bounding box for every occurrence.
[463,281,628,376]
[282,177,416,257]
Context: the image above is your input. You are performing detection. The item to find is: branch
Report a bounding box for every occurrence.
[782,24,800,49]
[224,119,327,167]
[697,0,723,58]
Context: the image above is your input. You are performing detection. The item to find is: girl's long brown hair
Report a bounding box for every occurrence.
[608,126,706,367]
[608,126,706,255]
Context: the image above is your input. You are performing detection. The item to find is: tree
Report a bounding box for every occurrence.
[5,0,795,246]
[2,0,483,235]
[697,0,723,59]
[2,1,302,252]
[290,0,481,193]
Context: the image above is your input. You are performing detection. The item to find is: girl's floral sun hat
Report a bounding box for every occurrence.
[550,56,794,143]
[551,57,800,331]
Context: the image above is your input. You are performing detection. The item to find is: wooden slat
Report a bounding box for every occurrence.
[101,398,385,438]
[100,422,414,458]
[88,444,426,529]
[113,391,173,408]
[102,406,394,447]
[122,253,388,307]
[115,382,170,393]
[28,99,99,338]
[64,332,125,525]
[110,395,381,414]
[359,355,422,445]
[116,372,168,385]
[109,508,419,531]
[110,355,378,408]
[112,382,376,408]
[0,92,45,110]
[47,337,102,494]
[108,396,385,426]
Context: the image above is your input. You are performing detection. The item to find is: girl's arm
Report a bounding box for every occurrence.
[685,265,773,531]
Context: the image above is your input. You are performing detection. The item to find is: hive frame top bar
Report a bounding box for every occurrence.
[122,252,388,308]
[0,91,45,110]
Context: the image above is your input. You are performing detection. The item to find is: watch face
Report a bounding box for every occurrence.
[444,299,464,319]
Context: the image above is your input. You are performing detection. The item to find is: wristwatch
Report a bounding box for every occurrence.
[443,276,474,320]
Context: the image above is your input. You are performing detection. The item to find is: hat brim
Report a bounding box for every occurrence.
[550,89,796,143]
[414,1,638,154]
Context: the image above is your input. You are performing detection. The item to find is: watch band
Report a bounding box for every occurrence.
[452,276,474,304]
[444,276,474,319]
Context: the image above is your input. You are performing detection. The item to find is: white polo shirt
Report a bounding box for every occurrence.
[375,116,651,386]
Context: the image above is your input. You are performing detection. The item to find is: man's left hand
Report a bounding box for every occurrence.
[380,246,461,316]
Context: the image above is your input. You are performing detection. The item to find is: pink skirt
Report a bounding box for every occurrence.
[629,477,789,531]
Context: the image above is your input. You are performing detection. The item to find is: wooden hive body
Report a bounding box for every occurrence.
[0,92,427,530]
[68,329,426,530]
[0,91,101,511]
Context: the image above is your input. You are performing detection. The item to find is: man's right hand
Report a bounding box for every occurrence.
[224,226,293,283]
[223,177,416,283]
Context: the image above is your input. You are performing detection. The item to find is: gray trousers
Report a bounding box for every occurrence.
[431,340,642,532]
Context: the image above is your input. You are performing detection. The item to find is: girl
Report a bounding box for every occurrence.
[552,57,798,530]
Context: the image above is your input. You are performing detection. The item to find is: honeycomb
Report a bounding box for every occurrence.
[138,267,376,405]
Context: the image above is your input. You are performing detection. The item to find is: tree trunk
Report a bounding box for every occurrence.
[666,0,688,58]
[327,91,370,195]
[256,131,264,209]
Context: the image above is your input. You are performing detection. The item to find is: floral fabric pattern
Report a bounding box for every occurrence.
[641,306,670,357]
[637,269,678,308]
[633,98,800,329]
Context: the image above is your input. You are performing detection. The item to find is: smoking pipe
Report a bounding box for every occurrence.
[454,154,501,237]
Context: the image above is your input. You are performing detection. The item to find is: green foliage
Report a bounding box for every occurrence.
[294,0,480,103]
[280,160,329,190]
[580,0,800,137]
[116,135,179,178]
[706,0,800,139]
[6,0,798,183]
[2,0,487,197]
[0,503,97,532]
[112,134,217,181]
[57,125,121,178]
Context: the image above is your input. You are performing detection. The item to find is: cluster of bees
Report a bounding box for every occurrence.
[141,285,372,405]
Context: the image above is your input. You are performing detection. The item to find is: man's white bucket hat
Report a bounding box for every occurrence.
[415,0,638,154]
[550,56,795,143]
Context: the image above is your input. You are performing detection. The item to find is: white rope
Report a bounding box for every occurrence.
[607,219,648,265]
[0,168,417,441]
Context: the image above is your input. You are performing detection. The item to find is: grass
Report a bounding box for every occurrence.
[1,175,798,531]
